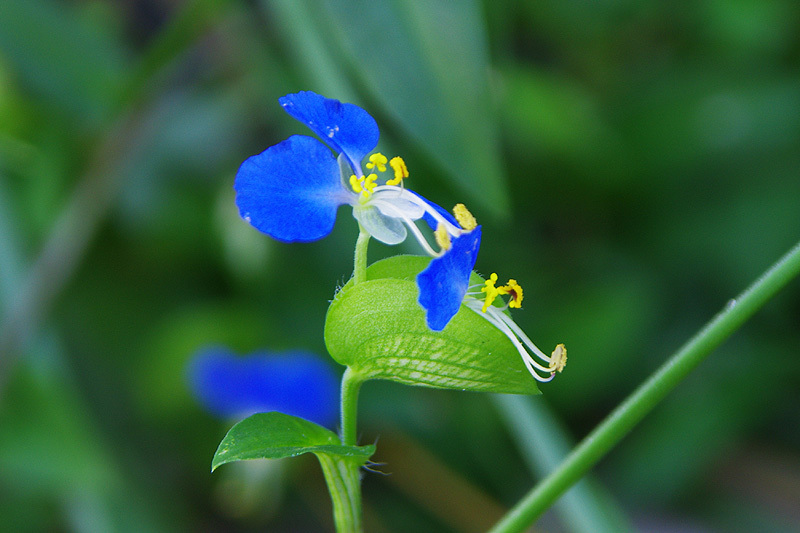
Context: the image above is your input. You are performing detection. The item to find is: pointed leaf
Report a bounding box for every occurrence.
[324,256,539,394]
[318,0,509,216]
[212,412,375,471]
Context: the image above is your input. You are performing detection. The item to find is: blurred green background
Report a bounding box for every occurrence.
[1,1,799,531]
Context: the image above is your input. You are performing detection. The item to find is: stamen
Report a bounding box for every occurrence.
[366,153,388,172]
[349,174,363,193]
[486,309,557,377]
[387,156,408,185]
[500,279,523,308]
[481,273,502,312]
[501,311,555,365]
[453,203,477,231]
[435,223,452,251]
[550,344,567,373]
[464,299,558,382]
[364,173,378,194]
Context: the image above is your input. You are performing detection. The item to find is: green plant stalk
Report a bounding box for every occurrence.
[317,227,371,532]
[343,225,370,444]
[317,452,365,533]
[493,395,633,533]
[353,227,370,285]
[490,239,800,533]
[331,367,367,532]
[340,367,365,447]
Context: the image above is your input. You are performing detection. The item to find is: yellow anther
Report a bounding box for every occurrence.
[366,153,388,172]
[453,203,477,231]
[550,344,567,373]
[480,273,502,312]
[387,156,409,185]
[500,279,523,308]
[349,174,363,193]
[434,223,452,251]
[363,173,378,194]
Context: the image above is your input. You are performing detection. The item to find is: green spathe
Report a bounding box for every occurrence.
[211,412,375,471]
[324,255,540,395]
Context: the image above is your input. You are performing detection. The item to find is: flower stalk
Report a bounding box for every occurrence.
[340,367,364,447]
[353,227,370,285]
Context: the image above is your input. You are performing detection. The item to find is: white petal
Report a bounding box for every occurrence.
[371,188,426,220]
[338,152,356,181]
[353,204,407,244]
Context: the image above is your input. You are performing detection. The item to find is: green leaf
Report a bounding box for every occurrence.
[324,256,540,394]
[318,0,509,216]
[212,412,375,471]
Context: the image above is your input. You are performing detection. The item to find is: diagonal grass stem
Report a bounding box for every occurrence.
[490,238,800,533]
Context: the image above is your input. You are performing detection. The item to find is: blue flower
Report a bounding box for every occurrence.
[235,91,464,248]
[234,91,482,330]
[187,347,339,428]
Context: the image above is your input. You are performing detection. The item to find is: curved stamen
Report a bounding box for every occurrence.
[369,198,444,258]
[501,312,554,365]
[485,310,556,379]
[464,299,556,381]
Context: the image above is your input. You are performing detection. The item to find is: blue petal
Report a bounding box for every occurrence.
[235,135,352,242]
[280,91,379,173]
[419,196,459,230]
[187,347,340,428]
[416,226,482,331]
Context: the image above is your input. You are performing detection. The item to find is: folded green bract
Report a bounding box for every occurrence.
[324,256,541,395]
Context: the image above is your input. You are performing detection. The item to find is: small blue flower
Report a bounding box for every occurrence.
[234,91,482,330]
[187,347,339,428]
[235,91,462,247]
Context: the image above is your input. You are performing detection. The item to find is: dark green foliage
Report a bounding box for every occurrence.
[1,0,799,531]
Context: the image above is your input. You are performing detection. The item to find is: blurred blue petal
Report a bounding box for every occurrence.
[234,135,351,242]
[417,227,482,331]
[279,91,379,173]
[188,348,339,428]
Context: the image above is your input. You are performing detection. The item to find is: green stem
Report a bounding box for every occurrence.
[490,239,800,533]
[340,367,364,446]
[326,368,366,532]
[319,227,369,531]
[317,453,364,533]
[353,227,370,285]
[493,395,633,533]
